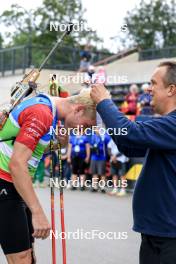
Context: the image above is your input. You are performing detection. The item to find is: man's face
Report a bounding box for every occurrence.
[148,66,170,115]
[64,104,96,130]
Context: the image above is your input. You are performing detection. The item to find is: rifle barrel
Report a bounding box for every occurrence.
[39,23,74,72]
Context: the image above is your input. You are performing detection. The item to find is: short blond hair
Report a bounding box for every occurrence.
[69,88,96,119]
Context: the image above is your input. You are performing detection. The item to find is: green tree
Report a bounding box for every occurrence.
[0,0,101,48]
[0,0,104,68]
[122,0,176,49]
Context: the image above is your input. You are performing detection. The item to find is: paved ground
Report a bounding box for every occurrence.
[0,188,140,264]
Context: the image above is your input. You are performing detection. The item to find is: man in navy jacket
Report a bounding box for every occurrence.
[90,61,176,264]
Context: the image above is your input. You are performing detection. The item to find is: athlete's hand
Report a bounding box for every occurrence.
[32,211,51,239]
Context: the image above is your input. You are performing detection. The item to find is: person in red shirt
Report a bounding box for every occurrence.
[125,84,139,115]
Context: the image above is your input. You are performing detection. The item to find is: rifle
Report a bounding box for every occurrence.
[0,23,74,130]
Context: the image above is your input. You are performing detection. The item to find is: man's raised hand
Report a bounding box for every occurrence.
[90,84,111,104]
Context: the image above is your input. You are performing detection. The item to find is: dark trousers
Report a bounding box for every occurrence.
[140,234,176,264]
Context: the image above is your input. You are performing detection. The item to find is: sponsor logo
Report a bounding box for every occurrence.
[0,189,8,196]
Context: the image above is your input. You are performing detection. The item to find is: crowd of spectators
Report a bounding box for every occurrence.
[121,83,153,116]
[34,128,130,197]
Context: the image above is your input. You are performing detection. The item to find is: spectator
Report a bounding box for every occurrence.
[49,74,58,96]
[33,157,46,188]
[96,66,107,84]
[83,65,96,87]
[79,45,92,72]
[42,141,60,180]
[138,83,153,115]
[67,134,90,190]
[83,66,107,87]
[89,129,111,193]
[61,146,72,188]
[125,84,139,115]
[108,139,129,196]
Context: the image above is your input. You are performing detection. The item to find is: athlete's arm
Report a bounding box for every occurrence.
[9,142,50,239]
[9,104,53,239]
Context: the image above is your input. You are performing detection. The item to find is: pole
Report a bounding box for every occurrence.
[57,126,67,264]
[50,136,57,264]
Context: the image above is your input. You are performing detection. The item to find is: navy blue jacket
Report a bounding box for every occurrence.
[97,99,176,237]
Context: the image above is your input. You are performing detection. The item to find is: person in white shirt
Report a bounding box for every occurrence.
[108,139,129,196]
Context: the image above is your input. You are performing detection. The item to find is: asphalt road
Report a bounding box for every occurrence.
[0,188,140,264]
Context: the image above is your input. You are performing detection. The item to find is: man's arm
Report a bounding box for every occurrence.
[116,143,147,157]
[107,135,147,158]
[9,142,51,239]
[96,99,176,150]
[109,134,147,157]
[91,84,176,150]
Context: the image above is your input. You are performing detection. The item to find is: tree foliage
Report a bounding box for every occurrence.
[123,0,176,49]
[0,0,102,49]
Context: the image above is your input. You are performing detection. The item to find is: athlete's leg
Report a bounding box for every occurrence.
[31,243,37,264]
[5,208,36,264]
[0,181,35,264]
[6,249,32,264]
[26,208,36,263]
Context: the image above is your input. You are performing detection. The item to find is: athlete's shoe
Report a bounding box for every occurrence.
[117,188,127,197]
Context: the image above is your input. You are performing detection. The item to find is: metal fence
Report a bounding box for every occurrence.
[139,46,176,61]
[0,45,110,76]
